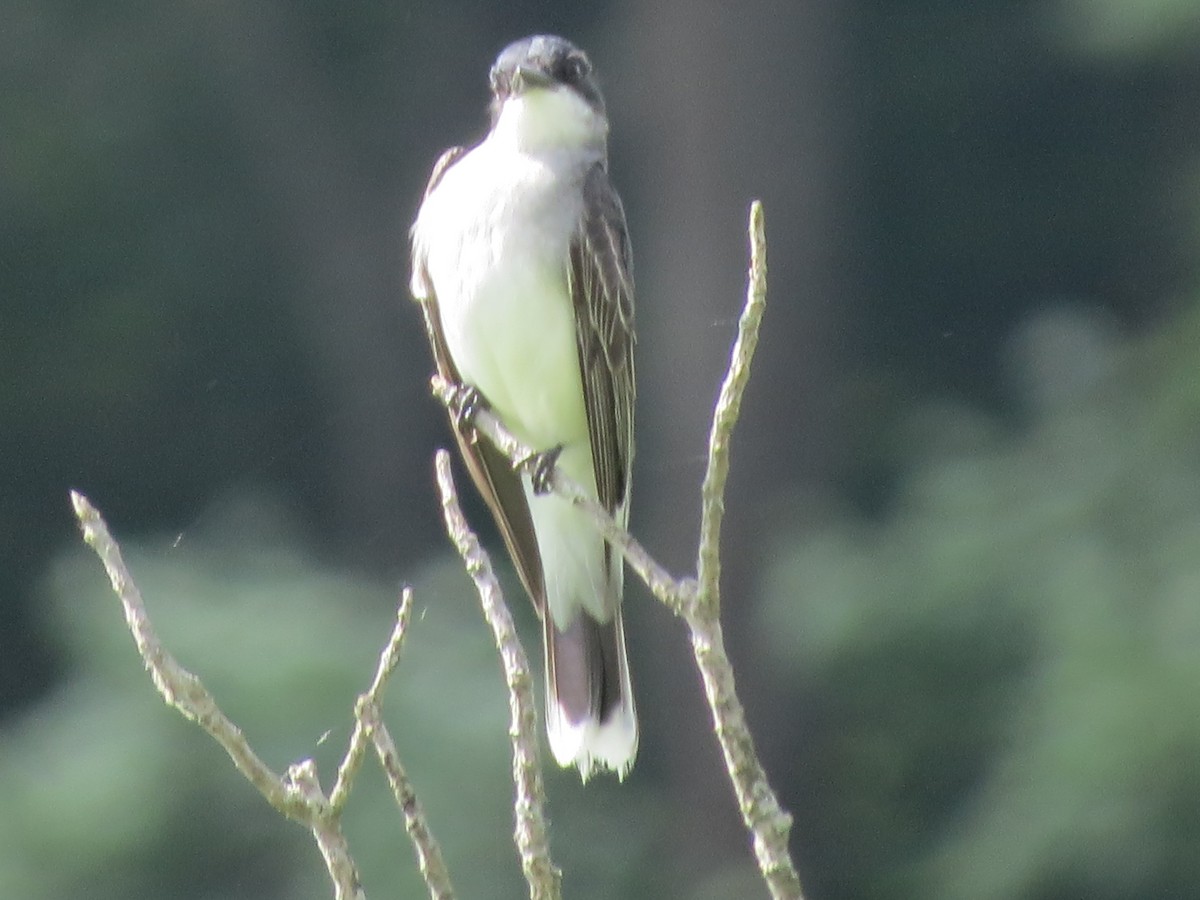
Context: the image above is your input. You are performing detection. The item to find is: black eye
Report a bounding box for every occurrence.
[556,53,588,83]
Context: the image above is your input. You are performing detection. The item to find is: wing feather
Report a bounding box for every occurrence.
[568,164,636,525]
[411,147,548,613]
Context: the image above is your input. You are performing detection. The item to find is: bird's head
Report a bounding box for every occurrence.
[488,35,608,154]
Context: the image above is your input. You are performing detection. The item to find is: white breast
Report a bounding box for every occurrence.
[412,141,589,453]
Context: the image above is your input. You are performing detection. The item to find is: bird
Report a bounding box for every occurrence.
[409,35,638,780]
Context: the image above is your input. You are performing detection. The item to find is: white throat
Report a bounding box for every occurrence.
[490,85,607,156]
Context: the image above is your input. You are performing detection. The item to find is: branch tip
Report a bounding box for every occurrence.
[433,449,561,898]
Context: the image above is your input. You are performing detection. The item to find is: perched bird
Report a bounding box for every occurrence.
[410,35,638,779]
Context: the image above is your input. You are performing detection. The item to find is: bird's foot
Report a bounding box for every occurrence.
[448,383,485,429]
[520,444,564,495]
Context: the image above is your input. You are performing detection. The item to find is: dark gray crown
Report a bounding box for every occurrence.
[489,34,605,115]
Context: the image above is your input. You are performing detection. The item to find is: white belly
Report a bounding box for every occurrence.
[415,146,590,455]
[412,143,613,622]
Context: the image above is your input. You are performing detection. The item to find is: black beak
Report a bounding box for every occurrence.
[511,63,554,93]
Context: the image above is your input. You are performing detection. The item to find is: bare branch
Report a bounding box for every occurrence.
[689,611,799,898]
[325,585,454,897]
[287,760,366,900]
[433,450,562,900]
[70,490,306,817]
[687,201,801,898]
[357,698,455,899]
[696,199,768,611]
[331,587,415,813]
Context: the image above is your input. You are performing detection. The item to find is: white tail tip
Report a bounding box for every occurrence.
[546,692,638,782]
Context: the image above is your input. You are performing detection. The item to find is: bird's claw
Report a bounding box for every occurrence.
[521,444,563,495]
[449,384,484,429]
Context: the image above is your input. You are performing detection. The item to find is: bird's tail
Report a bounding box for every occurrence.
[543,607,637,780]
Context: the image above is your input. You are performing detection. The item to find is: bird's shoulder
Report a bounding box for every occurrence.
[410,146,467,300]
[420,145,467,202]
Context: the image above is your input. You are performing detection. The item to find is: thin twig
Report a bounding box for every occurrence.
[70,490,307,818]
[434,450,562,900]
[327,582,454,899]
[357,699,456,899]
[689,202,800,898]
[287,760,366,900]
[696,199,768,613]
[339,587,453,898]
[331,587,416,813]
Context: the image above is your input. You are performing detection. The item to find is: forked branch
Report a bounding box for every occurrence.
[69,492,453,900]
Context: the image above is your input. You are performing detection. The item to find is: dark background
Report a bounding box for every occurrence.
[5,1,1200,898]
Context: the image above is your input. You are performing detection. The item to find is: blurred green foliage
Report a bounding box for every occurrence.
[757,301,1200,899]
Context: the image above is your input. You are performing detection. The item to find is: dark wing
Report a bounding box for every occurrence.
[409,147,461,301]
[411,147,547,613]
[569,164,636,520]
